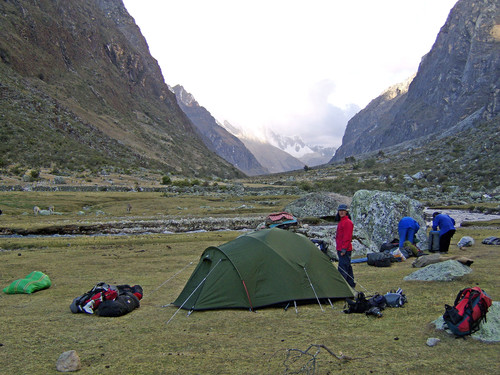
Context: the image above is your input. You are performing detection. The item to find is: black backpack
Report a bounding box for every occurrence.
[343,292,371,314]
[367,252,392,267]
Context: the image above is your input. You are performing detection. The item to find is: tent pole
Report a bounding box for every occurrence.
[327,298,334,309]
[294,300,298,314]
[166,259,222,325]
[303,267,324,312]
[241,279,254,311]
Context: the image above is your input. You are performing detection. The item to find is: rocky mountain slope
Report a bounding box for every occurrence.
[236,137,306,174]
[332,0,499,162]
[171,85,269,176]
[0,0,242,179]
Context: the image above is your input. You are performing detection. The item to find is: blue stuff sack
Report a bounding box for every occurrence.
[384,288,407,307]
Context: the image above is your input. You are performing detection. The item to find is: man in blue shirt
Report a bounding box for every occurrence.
[398,217,420,250]
[432,212,456,253]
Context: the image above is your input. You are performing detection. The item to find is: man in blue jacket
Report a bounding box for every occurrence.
[398,217,420,250]
[432,212,456,253]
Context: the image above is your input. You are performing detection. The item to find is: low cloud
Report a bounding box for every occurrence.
[271,80,360,148]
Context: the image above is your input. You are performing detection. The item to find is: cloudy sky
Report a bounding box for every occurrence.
[122,0,458,148]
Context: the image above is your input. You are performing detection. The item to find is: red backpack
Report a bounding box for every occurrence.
[443,287,492,337]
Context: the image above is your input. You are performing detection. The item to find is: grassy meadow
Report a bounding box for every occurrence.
[0,191,499,374]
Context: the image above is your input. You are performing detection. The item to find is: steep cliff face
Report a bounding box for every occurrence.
[0,0,242,178]
[332,0,499,162]
[172,85,269,176]
[332,76,414,161]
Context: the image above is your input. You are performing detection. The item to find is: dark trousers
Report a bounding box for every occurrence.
[338,251,355,288]
[439,229,456,253]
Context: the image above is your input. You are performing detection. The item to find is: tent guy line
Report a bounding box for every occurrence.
[166,259,223,325]
[151,261,194,295]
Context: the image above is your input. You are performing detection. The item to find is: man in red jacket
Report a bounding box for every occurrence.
[336,204,355,288]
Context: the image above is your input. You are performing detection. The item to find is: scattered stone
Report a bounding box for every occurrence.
[56,350,81,372]
[404,260,472,281]
[426,338,440,347]
[433,301,500,343]
[412,171,425,180]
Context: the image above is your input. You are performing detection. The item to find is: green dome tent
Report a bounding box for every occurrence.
[173,228,355,311]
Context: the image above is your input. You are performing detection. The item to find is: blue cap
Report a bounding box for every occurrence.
[338,204,348,211]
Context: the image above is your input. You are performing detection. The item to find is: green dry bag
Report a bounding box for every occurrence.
[3,271,52,294]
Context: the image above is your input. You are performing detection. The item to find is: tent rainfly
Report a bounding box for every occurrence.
[173,228,355,311]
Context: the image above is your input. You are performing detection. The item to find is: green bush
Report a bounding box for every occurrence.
[173,179,192,187]
[30,169,40,179]
[363,158,376,168]
[161,176,172,185]
[297,181,313,191]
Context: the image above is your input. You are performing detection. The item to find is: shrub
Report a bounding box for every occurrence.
[10,165,25,176]
[345,156,356,163]
[161,176,172,185]
[363,158,376,168]
[297,181,313,191]
[173,179,191,187]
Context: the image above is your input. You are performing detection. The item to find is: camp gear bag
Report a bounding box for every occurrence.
[343,292,371,314]
[70,282,117,314]
[379,239,399,252]
[368,294,387,310]
[3,271,51,294]
[443,287,492,336]
[367,252,392,267]
[366,306,383,317]
[428,231,440,252]
[384,288,407,307]
[70,283,143,315]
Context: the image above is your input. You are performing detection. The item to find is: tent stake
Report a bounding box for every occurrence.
[166,259,222,325]
[294,300,298,314]
[303,267,324,312]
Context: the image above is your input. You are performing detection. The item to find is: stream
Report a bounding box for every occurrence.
[0,210,498,239]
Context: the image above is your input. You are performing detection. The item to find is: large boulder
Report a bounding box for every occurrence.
[403,260,472,281]
[350,190,427,254]
[284,192,351,219]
